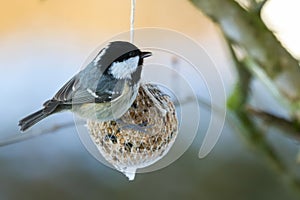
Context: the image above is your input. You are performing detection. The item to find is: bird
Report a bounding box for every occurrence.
[19,41,152,131]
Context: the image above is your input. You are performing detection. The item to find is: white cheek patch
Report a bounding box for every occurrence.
[109,56,139,79]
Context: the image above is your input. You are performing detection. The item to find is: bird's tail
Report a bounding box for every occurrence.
[19,109,50,132]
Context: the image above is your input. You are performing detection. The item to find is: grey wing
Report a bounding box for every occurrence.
[94,74,126,103]
[53,75,126,104]
[53,76,78,102]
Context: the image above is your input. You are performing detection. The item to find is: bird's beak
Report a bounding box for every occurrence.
[140,51,152,59]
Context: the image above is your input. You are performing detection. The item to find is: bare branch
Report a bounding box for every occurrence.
[0,121,78,147]
[247,107,300,142]
[189,0,300,121]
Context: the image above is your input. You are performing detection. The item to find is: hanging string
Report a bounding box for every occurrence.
[130,0,136,43]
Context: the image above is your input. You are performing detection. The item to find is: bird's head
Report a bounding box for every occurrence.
[93,41,152,81]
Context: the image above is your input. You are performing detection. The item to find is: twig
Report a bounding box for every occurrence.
[223,30,287,179]
[189,0,300,122]
[0,121,79,147]
[219,15,300,195]
[225,40,252,111]
[246,106,300,142]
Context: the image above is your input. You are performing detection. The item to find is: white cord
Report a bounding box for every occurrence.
[130,0,136,43]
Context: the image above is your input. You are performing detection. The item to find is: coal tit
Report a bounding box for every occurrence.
[19,41,152,131]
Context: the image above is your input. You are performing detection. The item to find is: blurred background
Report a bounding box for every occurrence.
[0,0,299,199]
